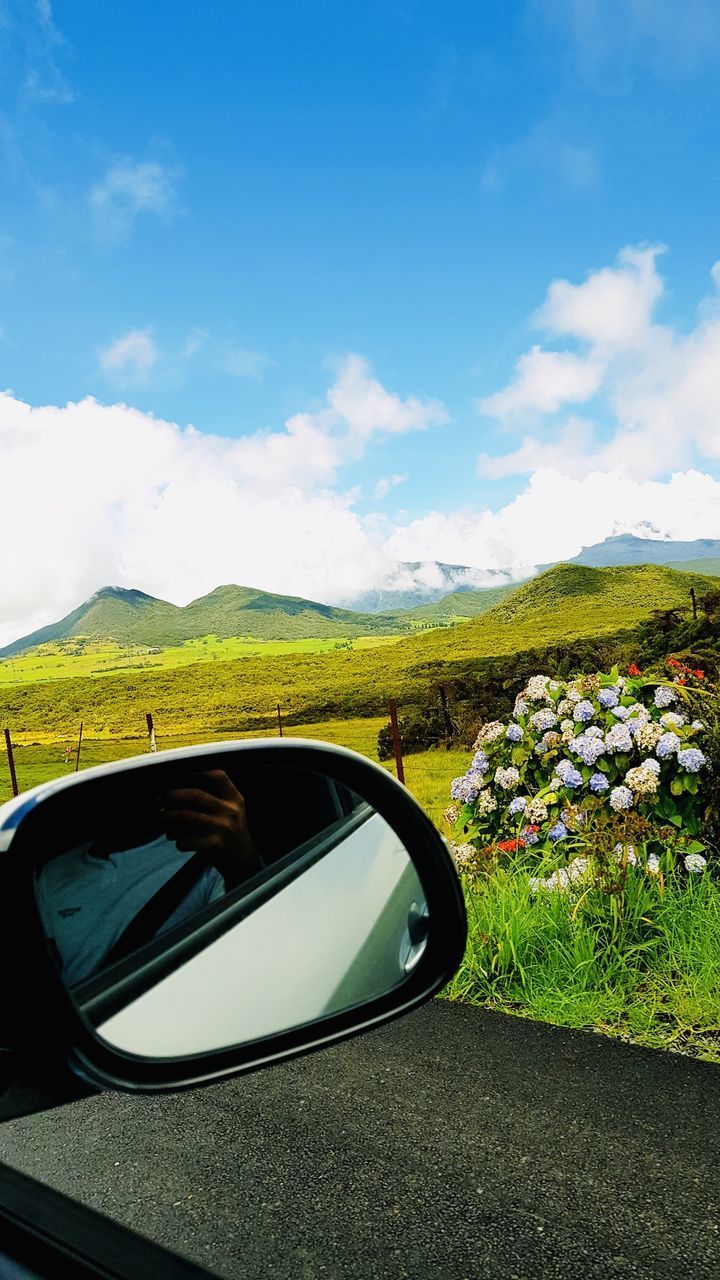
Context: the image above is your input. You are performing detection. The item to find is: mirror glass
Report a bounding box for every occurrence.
[27,751,429,1059]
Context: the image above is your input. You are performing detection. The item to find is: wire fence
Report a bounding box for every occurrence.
[0,706,402,805]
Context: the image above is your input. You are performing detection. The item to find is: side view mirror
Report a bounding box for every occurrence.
[0,739,466,1097]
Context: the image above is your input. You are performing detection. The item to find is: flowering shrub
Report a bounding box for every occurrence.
[449,665,712,868]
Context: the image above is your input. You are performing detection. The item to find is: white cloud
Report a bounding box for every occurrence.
[374,473,408,499]
[99,329,159,381]
[220,347,272,378]
[478,348,602,419]
[0,356,447,645]
[327,353,448,442]
[479,246,720,481]
[388,468,720,574]
[533,244,665,349]
[89,159,179,242]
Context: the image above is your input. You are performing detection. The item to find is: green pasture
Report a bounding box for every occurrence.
[0,633,404,688]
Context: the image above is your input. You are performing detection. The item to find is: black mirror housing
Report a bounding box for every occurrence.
[0,739,466,1102]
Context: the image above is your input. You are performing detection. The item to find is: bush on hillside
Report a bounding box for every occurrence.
[448,663,716,883]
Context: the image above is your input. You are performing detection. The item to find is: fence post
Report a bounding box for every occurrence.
[4,728,19,798]
[74,722,84,772]
[388,698,405,785]
[438,683,456,745]
[146,712,158,753]
[277,705,283,737]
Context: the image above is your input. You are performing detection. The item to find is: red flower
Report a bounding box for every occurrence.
[498,838,522,853]
[677,679,686,686]
[694,670,705,679]
[628,663,641,676]
[667,659,680,669]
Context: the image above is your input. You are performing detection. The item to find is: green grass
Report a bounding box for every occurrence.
[0,633,403,688]
[2,563,714,741]
[443,852,720,1062]
[0,715,389,805]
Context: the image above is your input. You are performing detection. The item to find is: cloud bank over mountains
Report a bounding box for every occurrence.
[2,247,720,647]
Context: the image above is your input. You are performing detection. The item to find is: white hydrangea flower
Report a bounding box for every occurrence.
[495,766,521,790]
[526,797,549,823]
[477,790,498,816]
[526,674,551,702]
[684,853,707,873]
[624,765,659,796]
[473,721,505,748]
[634,721,664,752]
[646,854,661,875]
[450,842,477,869]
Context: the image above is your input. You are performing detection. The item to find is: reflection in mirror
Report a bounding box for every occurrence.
[29,753,428,1059]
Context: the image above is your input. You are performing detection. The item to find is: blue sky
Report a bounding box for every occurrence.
[2,0,720,640]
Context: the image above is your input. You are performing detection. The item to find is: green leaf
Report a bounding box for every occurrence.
[670,778,683,796]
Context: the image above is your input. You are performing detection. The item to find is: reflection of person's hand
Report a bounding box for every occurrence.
[159,771,262,888]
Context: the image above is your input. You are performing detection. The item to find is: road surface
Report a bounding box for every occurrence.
[0,1002,718,1278]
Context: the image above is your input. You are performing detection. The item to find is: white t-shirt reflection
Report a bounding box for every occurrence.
[35,838,226,986]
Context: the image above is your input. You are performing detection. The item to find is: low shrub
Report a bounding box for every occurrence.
[448,663,716,880]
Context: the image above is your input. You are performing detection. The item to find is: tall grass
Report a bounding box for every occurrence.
[444,855,720,1059]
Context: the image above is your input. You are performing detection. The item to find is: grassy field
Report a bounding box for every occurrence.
[1,563,713,741]
[0,633,404,688]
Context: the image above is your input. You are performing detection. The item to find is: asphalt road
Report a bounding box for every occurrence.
[0,1002,719,1279]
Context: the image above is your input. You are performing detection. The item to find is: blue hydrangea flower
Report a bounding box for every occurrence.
[611,705,630,721]
[521,827,540,846]
[508,796,527,815]
[506,723,523,743]
[609,785,634,812]
[656,732,681,759]
[677,748,706,773]
[549,821,568,842]
[654,685,677,708]
[590,773,609,793]
[571,734,605,766]
[598,687,619,708]
[530,708,558,732]
[585,726,604,739]
[573,700,595,723]
[555,758,583,788]
[514,699,529,718]
[640,757,661,776]
[471,750,490,774]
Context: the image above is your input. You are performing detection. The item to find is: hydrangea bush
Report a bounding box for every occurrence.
[449,665,711,878]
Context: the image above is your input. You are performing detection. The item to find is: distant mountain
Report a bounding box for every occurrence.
[340,560,517,613]
[398,585,519,624]
[0,583,413,658]
[540,535,720,571]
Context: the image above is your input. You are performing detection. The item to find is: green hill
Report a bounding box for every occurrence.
[1,563,714,741]
[397,584,518,624]
[662,557,720,578]
[0,583,413,658]
[395,561,714,666]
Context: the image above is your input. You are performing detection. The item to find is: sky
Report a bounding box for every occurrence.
[2,0,720,645]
